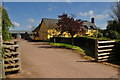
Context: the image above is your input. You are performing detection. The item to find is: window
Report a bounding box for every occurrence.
[84,25,88,29]
[84,25,88,32]
[90,26,94,29]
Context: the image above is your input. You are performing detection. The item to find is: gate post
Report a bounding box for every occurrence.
[95,39,98,61]
[0,2,5,79]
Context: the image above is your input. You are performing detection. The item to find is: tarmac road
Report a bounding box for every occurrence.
[7,39,118,78]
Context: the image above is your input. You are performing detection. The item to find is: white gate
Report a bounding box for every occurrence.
[95,40,115,62]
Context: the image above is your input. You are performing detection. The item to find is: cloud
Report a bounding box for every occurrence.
[94,14,109,20]
[79,10,109,20]
[48,8,52,11]
[27,18,36,23]
[26,25,36,30]
[13,21,20,27]
[26,25,33,29]
[88,10,94,16]
[79,10,94,17]
[65,0,71,2]
[97,23,108,29]
[65,0,72,4]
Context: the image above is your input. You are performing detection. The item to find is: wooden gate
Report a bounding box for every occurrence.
[3,41,21,75]
[95,40,115,62]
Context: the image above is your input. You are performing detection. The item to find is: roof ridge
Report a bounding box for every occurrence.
[42,18,58,20]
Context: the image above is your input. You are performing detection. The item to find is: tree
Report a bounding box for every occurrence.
[57,13,85,37]
[106,30,120,39]
[1,6,14,41]
[106,1,120,39]
[111,1,120,22]
[56,13,85,45]
[107,20,120,34]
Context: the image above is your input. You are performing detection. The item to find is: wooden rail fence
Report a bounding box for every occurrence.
[95,40,115,62]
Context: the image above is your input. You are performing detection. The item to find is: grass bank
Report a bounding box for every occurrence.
[47,42,119,68]
[47,42,94,60]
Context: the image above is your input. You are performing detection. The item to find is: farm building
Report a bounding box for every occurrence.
[32,18,98,40]
[9,30,32,40]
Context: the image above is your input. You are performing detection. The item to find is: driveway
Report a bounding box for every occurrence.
[7,39,118,78]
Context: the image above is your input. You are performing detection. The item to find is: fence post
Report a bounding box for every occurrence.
[95,39,98,61]
[118,67,120,80]
[53,37,56,43]
[0,2,5,79]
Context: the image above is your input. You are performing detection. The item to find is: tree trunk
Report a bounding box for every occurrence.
[71,37,74,46]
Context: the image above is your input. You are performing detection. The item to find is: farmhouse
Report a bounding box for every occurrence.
[32,18,98,40]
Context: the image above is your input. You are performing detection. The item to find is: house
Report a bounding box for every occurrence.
[32,24,41,40]
[32,18,61,40]
[32,18,98,40]
[83,18,98,36]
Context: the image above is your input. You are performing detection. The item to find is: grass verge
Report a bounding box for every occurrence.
[47,42,94,60]
[47,42,120,68]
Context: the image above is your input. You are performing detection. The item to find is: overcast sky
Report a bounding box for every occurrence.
[4,2,114,30]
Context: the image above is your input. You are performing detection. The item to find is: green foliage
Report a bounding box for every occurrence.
[105,1,120,40]
[2,7,14,41]
[82,35,110,40]
[97,32,103,38]
[107,20,120,34]
[0,45,6,58]
[1,48,6,58]
[106,30,120,39]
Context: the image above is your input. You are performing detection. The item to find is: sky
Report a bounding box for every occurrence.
[3,2,115,30]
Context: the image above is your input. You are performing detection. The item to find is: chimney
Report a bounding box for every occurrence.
[91,17,94,23]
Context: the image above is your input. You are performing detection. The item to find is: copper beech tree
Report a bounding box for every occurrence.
[57,13,85,37]
[56,13,85,45]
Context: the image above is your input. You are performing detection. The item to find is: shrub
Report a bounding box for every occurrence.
[97,32,103,38]
[2,7,14,41]
[106,30,120,39]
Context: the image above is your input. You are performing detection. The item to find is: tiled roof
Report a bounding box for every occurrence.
[33,18,98,32]
[42,18,59,28]
[43,18,98,29]
[32,23,41,32]
[83,21,97,29]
